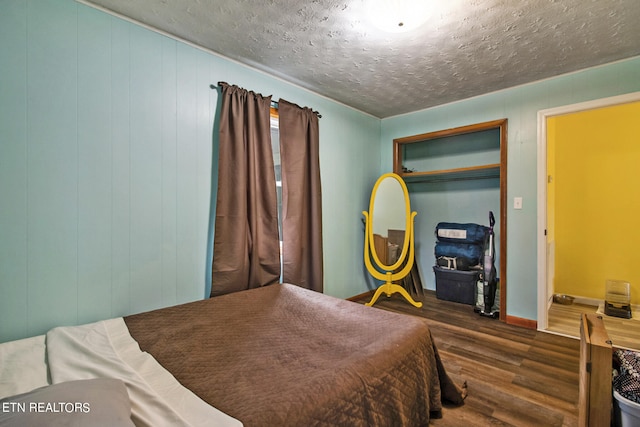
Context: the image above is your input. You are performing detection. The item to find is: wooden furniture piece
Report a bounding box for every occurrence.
[392,119,508,321]
[388,229,424,298]
[373,233,389,264]
[579,313,612,427]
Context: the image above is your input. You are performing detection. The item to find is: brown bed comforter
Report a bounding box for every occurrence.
[124,283,465,426]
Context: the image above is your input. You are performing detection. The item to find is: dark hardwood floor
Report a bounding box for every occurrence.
[352,290,580,427]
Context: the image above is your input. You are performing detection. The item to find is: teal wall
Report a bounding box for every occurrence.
[381,56,640,321]
[2,0,638,342]
[0,0,380,342]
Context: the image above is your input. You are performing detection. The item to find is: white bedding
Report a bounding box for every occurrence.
[0,318,242,427]
[0,335,48,398]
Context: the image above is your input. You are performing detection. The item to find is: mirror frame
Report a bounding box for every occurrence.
[367,173,412,271]
[363,173,421,307]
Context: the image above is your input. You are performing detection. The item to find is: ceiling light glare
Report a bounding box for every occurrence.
[367,0,433,33]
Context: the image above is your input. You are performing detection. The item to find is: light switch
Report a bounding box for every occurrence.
[514,197,523,210]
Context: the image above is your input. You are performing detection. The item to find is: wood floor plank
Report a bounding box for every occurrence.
[352,290,580,426]
[546,301,640,350]
[519,358,578,385]
[511,371,577,404]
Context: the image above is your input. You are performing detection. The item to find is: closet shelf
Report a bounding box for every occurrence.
[400,163,501,183]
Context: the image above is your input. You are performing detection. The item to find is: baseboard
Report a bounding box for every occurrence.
[506,315,537,330]
[347,290,373,302]
[561,295,640,312]
[571,295,603,306]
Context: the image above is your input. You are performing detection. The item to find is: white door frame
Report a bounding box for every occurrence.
[536,91,640,330]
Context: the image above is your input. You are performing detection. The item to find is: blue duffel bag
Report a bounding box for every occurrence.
[435,222,489,245]
[435,241,484,266]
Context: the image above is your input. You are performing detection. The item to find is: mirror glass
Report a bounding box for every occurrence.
[371,175,408,267]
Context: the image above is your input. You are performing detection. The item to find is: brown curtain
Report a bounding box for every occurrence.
[210,83,281,297]
[278,99,323,292]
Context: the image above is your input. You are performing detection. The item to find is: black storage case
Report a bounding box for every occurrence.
[433,266,480,305]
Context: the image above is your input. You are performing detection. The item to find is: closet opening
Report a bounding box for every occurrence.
[393,119,508,322]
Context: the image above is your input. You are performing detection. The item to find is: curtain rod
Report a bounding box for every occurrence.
[209,84,321,118]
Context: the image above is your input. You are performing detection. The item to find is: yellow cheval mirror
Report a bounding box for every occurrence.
[363,173,422,308]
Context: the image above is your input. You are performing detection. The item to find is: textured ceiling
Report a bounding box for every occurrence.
[83,0,640,118]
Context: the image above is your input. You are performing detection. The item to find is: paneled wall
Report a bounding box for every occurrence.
[381,56,640,322]
[0,0,380,342]
[6,1,637,338]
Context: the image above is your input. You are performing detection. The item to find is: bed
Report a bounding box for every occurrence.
[0,283,465,426]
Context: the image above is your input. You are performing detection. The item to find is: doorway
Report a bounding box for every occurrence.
[536,91,640,331]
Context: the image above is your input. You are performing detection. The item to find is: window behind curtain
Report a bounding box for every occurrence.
[270,109,283,282]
